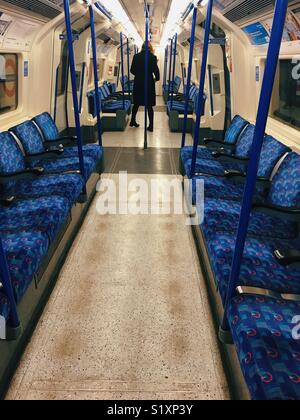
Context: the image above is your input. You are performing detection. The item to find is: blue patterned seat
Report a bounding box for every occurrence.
[205,232,300,303]
[228,294,300,400]
[33,113,103,162]
[183,124,256,177]
[2,231,49,303]
[180,115,249,164]
[0,291,10,320]
[200,198,297,241]
[10,121,97,180]
[190,136,290,204]
[0,131,84,205]
[0,196,70,241]
[99,87,131,113]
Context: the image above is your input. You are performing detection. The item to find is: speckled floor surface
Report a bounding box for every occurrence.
[6,105,229,401]
[6,174,229,400]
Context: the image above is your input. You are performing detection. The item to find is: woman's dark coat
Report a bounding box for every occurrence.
[130,51,160,106]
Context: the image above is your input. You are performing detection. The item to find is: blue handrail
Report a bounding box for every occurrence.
[163,46,168,88]
[190,0,213,177]
[127,38,131,96]
[94,2,113,20]
[0,237,20,329]
[89,4,103,147]
[181,5,198,148]
[144,1,149,149]
[120,32,126,110]
[168,38,174,100]
[170,33,178,109]
[63,0,86,184]
[220,0,289,336]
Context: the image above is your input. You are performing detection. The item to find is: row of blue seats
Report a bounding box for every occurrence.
[88,82,132,118]
[180,115,300,400]
[163,76,182,102]
[167,84,199,115]
[0,113,103,325]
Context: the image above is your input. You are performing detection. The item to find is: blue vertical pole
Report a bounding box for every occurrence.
[63,0,86,183]
[89,5,103,146]
[190,0,213,177]
[163,46,168,88]
[168,38,174,100]
[120,33,126,109]
[144,2,149,150]
[170,33,178,109]
[0,237,20,329]
[221,0,289,334]
[181,5,198,148]
[127,38,131,96]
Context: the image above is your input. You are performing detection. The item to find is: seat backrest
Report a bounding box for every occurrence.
[224,115,249,145]
[33,113,60,142]
[268,152,300,208]
[0,132,26,174]
[190,86,197,100]
[10,121,46,156]
[175,76,181,87]
[234,124,255,158]
[99,87,107,100]
[257,135,290,179]
[102,84,111,97]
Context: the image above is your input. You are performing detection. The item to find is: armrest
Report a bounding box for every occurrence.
[25,149,64,162]
[212,150,249,162]
[224,169,246,178]
[0,167,45,183]
[0,196,16,207]
[252,202,300,221]
[274,249,300,267]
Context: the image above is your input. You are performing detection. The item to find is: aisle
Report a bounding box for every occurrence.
[6,104,229,400]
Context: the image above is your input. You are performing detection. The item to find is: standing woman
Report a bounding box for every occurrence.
[130,42,160,132]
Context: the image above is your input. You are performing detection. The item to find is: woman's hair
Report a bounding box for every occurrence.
[142,41,154,54]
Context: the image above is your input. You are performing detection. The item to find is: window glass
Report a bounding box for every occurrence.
[0,54,18,115]
[57,41,69,96]
[271,59,300,130]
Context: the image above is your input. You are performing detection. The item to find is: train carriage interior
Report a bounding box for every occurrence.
[0,0,300,402]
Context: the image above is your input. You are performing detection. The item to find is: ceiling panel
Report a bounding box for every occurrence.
[121,0,171,45]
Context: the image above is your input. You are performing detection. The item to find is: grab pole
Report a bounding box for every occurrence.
[181,5,198,147]
[170,33,178,109]
[144,1,149,149]
[120,32,126,110]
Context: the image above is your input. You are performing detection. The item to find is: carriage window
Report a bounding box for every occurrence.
[271,59,300,130]
[0,54,18,115]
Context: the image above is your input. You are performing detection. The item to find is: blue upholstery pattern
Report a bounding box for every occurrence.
[224,115,249,145]
[29,156,96,180]
[191,175,268,204]
[2,231,49,303]
[10,121,45,155]
[0,132,26,174]
[0,291,10,321]
[234,124,256,158]
[4,173,84,206]
[0,196,70,241]
[256,136,289,178]
[204,232,300,303]
[200,198,298,241]
[268,153,300,208]
[33,113,60,141]
[228,295,300,400]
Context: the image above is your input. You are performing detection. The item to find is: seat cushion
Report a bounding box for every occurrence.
[184,157,248,178]
[2,231,49,302]
[0,292,10,321]
[5,173,84,206]
[228,294,300,400]
[29,157,96,180]
[204,232,300,303]
[0,196,70,241]
[199,198,298,241]
[191,175,268,204]
[62,145,103,162]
